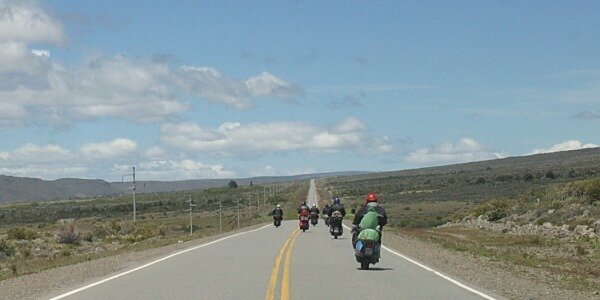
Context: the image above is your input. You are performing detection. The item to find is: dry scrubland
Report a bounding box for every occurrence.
[0,181,308,281]
[319,148,600,294]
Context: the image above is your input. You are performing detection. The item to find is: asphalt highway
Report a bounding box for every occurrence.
[46,179,500,300]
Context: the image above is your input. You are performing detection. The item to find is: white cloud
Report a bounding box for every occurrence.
[529,140,598,155]
[0,1,303,128]
[0,1,65,44]
[406,138,504,165]
[144,146,165,159]
[80,138,137,159]
[160,117,391,155]
[9,143,73,163]
[0,140,236,180]
[178,67,303,110]
[0,143,84,179]
[128,159,236,180]
[331,117,367,133]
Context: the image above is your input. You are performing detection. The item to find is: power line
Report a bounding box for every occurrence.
[121,167,137,222]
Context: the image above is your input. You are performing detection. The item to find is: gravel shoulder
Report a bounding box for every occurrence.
[382,228,599,300]
[1,222,598,300]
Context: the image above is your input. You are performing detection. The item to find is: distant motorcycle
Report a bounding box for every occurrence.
[310,212,319,226]
[273,216,282,228]
[329,211,343,239]
[299,210,309,232]
[323,215,330,226]
[354,227,381,270]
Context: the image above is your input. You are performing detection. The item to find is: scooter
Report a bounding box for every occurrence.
[299,211,309,232]
[354,228,381,270]
[329,211,343,239]
[310,212,319,226]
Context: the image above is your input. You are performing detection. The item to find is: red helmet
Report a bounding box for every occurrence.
[365,193,378,203]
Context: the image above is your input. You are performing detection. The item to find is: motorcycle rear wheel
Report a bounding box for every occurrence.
[360,261,370,270]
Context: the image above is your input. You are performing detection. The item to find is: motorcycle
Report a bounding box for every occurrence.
[273,216,282,228]
[354,228,381,270]
[324,215,330,226]
[310,212,319,226]
[299,210,309,232]
[329,211,343,239]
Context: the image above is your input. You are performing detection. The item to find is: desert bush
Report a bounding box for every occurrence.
[471,198,510,218]
[21,247,31,257]
[110,220,121,233]
[57,224,81,245]
[0,239,15,256]
[157,224,167,236]
[487,209,508,221]
[119,222,134,235]
[545,170,556,179]
[91,223,113,239]
[82,231,94,242]
[566,179,600,204]
[7,227,39,240]
[475,177,486,185]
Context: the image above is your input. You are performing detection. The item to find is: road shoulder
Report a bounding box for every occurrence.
[382,228,594,299]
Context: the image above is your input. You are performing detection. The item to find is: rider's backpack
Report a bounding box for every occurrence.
[359,206,379,230]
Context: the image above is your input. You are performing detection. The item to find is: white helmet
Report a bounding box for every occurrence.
[277,204,280,208]
[312,204,316,207]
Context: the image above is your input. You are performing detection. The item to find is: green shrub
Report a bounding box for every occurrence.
[91,223,113,238]
[566,179,600,204]
[545,170,556,179]
[57,224,81,245]
[471,198,510,221]
[487,209,508,221]
[7,227,39,240]
[0,239,15,256]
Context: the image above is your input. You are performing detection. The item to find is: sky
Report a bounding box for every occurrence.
[0,0,599,181]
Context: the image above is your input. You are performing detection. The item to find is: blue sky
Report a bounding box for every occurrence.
[0,0,598,181]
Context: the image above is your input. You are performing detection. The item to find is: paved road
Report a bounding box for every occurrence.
[47,179,499,300]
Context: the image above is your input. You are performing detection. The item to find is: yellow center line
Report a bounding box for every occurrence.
[280,230,299,300]
[265,229,299,300]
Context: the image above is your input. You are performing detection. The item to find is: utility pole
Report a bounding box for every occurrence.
[219,200,223,232]
[236,199,240,228]
[248,199,252,225]
[122,166,137,222]
[184,197,196,235]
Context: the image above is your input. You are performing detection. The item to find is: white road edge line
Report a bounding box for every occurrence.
[48,224,271,300]
[342,224,497,300]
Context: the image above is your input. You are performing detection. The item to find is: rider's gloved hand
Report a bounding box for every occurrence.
[351,225,359,233]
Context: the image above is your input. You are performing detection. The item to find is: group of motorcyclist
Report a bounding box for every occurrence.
[270,192,388,261]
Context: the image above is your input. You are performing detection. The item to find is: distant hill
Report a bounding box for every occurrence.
[0,171,367,203]
[323,147,600,207]
[3,146,599,203]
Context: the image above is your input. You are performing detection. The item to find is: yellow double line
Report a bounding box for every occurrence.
[265,229,300,300]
